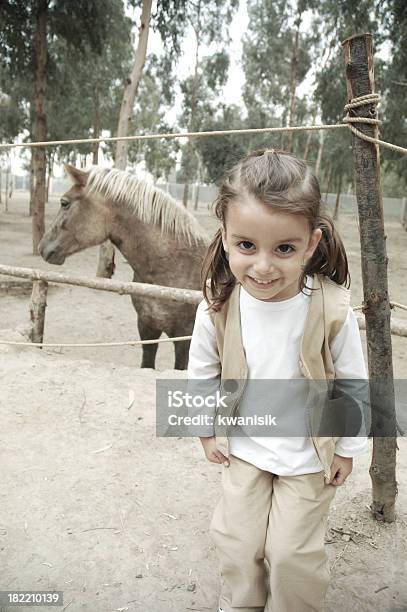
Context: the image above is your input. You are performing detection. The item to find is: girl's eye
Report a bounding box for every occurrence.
[237,240,255,251]
[277,244,295,254]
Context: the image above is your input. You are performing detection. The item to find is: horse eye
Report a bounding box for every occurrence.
[60,198,70,208]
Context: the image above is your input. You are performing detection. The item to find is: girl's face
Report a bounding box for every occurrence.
[221,195,322,302]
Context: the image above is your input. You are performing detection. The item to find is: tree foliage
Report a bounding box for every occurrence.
[312,0,382,193]
[379,0,407,185]
[0,0,405,197]
[125,55,180,181]
[195,104,248,182]
[177,0,238,195]
[0,1,132,151]
[242,0,312,152]
[46,5,132,164]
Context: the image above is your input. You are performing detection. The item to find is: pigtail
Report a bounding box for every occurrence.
[201,228,236,312]
[307,212,351,288]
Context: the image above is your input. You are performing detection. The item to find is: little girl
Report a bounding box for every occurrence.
[187,149,368,612]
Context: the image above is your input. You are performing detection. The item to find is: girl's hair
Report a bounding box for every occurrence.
[202,148,350,311]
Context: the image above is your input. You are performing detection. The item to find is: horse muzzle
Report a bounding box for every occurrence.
[38,239,66,265]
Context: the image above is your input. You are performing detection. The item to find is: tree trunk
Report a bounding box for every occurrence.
[115,0,152,170]
[194,183,200,210]
[5,167,9,212]
[8,159,13,202]
[303,108,317,159]
[194,152,202,211]
[333,172,342,220]
[182,1,202,208]
[315,130,324,177]
[92,89,100,165]
[97,0,152,279]
[29,150,35,216]
[32,0,48,255]
[46,152,53,203]
[343,34,397,522]
[324,162,332,206]
[9,178,13,204]
[182,181,190,208]
[285,10,302,152]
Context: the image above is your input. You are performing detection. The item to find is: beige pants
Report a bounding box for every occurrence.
[210,454,336,612]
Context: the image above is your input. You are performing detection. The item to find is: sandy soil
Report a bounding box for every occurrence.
[0,193,406,612]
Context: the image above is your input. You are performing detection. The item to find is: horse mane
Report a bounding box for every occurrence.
[86,167,209,246]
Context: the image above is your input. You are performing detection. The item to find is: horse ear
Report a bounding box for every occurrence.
[64,164,88,186]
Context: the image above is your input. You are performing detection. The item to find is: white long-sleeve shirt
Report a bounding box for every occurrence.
[188,275,369,476]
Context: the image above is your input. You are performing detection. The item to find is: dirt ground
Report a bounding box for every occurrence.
[0,193,406,612]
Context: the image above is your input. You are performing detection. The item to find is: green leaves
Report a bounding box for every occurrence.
[242,0,312,126]
[177,0,238,192]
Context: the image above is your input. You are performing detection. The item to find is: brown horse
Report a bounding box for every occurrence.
[38,165,209,369]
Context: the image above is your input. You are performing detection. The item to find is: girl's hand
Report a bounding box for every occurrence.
[329,454,353,486]
[199,436,230,466]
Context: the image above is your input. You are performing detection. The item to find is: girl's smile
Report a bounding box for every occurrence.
[221,194,322,302]
[248,276,279,287]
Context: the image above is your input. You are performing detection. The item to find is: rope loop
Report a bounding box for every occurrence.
[341,93,407,154]
[343,116,381,126]
[344,93,380,111]
[343,93,381,126]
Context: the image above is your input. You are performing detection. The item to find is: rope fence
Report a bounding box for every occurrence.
[0,123,346,150]
[1,92,406,348]
[0,263,406,347]
[1,306,407,348]
[0,336,192,348]
[0,95,406,155]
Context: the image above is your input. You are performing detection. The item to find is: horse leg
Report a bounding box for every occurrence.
[137,318,161,369]
[174,339,191,370]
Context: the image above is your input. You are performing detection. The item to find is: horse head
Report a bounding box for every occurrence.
[38,164,110,264]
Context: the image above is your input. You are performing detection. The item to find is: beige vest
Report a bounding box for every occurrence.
[210,274,350,483]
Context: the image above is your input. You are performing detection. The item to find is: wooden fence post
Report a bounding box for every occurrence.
[29,280,48,345]
[342,34,397,522]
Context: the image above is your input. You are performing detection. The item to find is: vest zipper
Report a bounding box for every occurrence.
[222,377,247,441]
[300,361,331,481]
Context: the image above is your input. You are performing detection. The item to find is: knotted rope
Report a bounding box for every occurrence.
[342,93,407,154]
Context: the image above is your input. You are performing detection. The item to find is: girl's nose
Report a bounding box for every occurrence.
[253,254,274,276]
